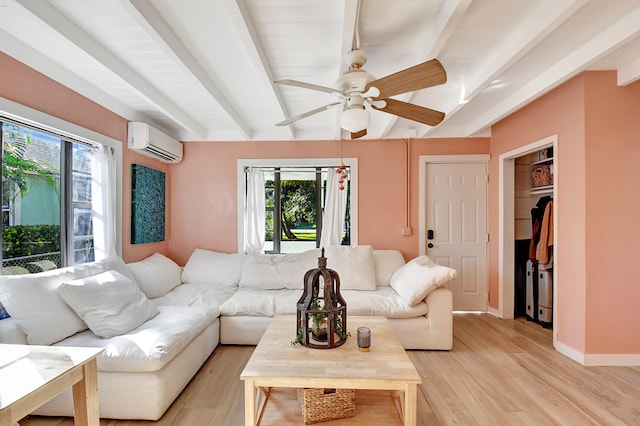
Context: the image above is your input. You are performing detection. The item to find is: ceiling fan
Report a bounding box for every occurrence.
[274,2,447,139]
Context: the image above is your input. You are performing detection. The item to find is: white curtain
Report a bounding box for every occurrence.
[320,168,348,247]
[91,145,117,260]
[245,168,265,254]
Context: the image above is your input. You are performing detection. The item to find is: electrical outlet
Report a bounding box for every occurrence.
[401,227,412,236]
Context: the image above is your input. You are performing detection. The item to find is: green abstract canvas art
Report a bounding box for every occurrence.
[131,164,165,244]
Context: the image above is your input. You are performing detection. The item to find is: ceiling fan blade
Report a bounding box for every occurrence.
[351,129,367,139]
[274,79,341,95]
[365,59,446,99]
[371,98,445,126]
[275,102,342,126]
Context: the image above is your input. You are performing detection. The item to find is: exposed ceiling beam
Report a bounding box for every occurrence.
[123,0,252,139]
[339,0,361,71]
[0,28,168,132]
[224,0,295,139]
[423,0,587,137]
[379,0,471,138]
[466,5,640,135]
[420,0,472,60]
[15,0,207,139]
[618,56,640,86]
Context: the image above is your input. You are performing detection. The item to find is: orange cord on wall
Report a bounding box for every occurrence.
[400,138,410,231]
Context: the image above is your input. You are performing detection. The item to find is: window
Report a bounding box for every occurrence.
[238,158,358,254]
[1,120,96,273]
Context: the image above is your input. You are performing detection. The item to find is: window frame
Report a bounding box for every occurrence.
[237,158,358,254]
[0,97,123,260]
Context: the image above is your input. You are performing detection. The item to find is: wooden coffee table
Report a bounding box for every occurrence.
[241,315,421,425]
[0,344,103,426]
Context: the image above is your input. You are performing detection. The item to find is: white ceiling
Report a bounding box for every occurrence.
[1,0,639,142]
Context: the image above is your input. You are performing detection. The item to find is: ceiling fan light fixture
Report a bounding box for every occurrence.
[340,107,370,133]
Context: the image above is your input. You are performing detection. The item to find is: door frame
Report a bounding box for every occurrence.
[419,154,490,310]
[498,135,557,344]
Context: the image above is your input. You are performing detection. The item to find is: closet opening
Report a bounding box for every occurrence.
[498,135,557,344]
[514,149,553,328]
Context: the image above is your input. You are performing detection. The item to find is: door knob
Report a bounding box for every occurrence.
[427,243,434,248]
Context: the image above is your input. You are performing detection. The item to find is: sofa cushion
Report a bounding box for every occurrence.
[0,265,89,345]
[324,245,376,290]
[239,249,320,290]
[0,317,27,344]
[55,306,217,373]
[220,288,280,316]
[126,253,182,298]
[181,249,247,287]
[390,255,457,306]
[341,288,429,318]
[373,250,406,287]
[58,270,159,339]
[152,282,236,311]
[221,287,428,319]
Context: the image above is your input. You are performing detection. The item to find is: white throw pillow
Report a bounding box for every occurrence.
[390,255,457,306]
[58,270,159,339]
[240,249,321,290]
[181,248,247,286]
[0,266,89,345]
[324,245,376,290]
[84,256,137,282]
[126,253,182,298]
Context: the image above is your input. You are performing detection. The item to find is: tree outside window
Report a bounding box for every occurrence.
[1,122,95,274]
[263,167,349,254]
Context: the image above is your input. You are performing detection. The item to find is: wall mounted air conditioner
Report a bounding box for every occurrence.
[127,122,183,163]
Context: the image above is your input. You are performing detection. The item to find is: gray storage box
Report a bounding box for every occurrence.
[525,260,536,321]
[538,269,553,324]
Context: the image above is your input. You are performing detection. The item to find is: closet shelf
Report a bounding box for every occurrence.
[530,185,554,195]
[531,157,554,165]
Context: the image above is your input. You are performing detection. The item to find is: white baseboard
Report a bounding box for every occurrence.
[555,341,640,366]
[555,341,585,364]
[583,353,640,366]
[486,306,500,317]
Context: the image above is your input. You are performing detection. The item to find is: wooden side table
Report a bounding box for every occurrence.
[0,344,103,426]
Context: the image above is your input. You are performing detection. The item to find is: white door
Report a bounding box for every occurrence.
[425,162,488,311]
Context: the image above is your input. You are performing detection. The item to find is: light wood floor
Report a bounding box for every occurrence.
[20,314,640,425]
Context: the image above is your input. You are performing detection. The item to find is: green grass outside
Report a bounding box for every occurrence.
[287,230,316,241]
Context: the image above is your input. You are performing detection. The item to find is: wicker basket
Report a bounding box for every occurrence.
[531,165,553,187]
[297,388,356,424]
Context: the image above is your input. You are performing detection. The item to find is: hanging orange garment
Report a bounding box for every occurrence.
[529,219,541,262]
[537,200,554,264]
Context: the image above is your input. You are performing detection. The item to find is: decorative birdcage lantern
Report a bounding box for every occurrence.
[295,248,348,349]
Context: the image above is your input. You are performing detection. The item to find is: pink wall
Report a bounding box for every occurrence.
[0,52,168,263]
[491,75,587,352]
[167,138,489,265]
[491,71,640,355]
[583,72,640,353]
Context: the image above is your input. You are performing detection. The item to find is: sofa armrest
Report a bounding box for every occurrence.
[0,318,28,344]
[424,287,453,350]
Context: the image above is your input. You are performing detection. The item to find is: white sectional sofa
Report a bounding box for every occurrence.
[213,246,454,350]
[0,245,454,421]
[0,255,228,420]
